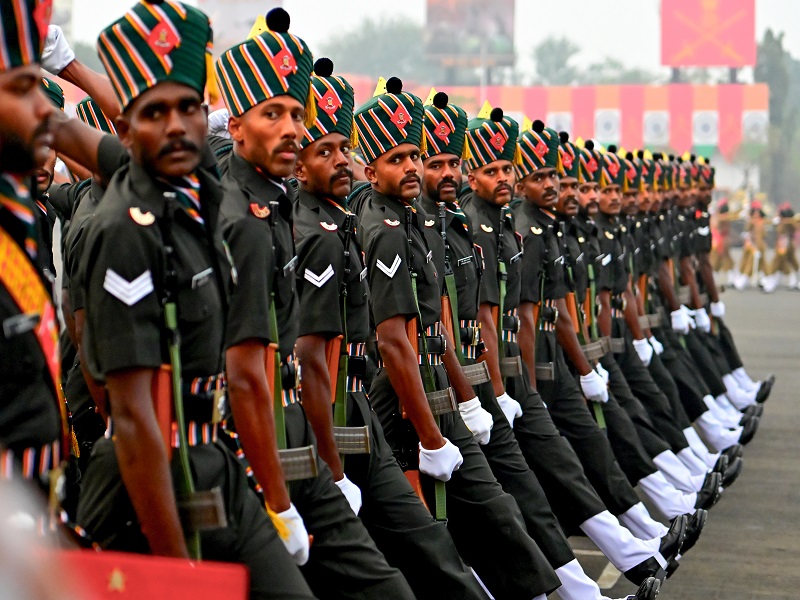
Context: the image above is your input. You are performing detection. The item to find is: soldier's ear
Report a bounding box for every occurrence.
[467,170,478,191]
[115,115,131,149]
[294,157,307,185]
[364,164,378,185]
[227,114,244,144]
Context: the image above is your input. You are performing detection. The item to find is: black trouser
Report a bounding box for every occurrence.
[468,359,575,570]
[342,389,490,600]
[535,332,642,519]
[612,319,690,453]
[503,341,610,532]
[651,325,714,420]
[715,318,744,371]
[283,403,415,600]
[683,329,730,395]
[370,364,560,600]
[77,437,317,600]
[601,354,674,459]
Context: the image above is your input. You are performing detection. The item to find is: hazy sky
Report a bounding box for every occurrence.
[70,0,799,77]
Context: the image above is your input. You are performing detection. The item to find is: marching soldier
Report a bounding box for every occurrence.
[461,109,682,586]
[766,202,799,290]
[356,77,561,600]
[65,3,317,597]
[215,12,414,598]
[292,62,487,600]
[420,93,660,600]
[0,0,68,518]
[734,201,769,290]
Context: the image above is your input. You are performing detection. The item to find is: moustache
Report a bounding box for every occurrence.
[437,178,458,192]
[494,182,513,197]
[564,195,578,205]
[401,173,421,187]
[330,167,353,185]
[544,189,558,200]
[158,138,200,158]
[273,140,301,157]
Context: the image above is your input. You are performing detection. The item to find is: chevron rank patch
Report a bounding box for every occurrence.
[376,254,402,278]
[304,265,335,288]
[103,269,154,306]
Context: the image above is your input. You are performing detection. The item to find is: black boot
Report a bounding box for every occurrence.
[680,508,708,554]
[695,471,722,509]
[721,456,744,488]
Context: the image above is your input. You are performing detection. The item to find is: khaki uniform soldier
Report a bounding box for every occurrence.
[216,11,414,598]
[70,3,316,597]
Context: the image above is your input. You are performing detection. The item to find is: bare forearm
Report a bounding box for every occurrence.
[377,326,444,449]
[517,302,538,390]
[58,60,120,122]
[623,287,645,339]
[698,253,720,302]
[294,339,344,481]
[107,372,187,558]
[597,291,612,337]
[477,304,505,396]
[658,261,680,311]
[226,345,291,513]
[680,257,702,309]
[555,298,592,375]
[50,110,105,175]
[441,326,475,403]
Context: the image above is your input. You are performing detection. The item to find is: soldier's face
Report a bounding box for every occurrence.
[639,186,653,213]
[118,82,206,179]
[423,153,462,203]
[295,133,352,201]
[697,183,712,206]
[228,95,304,179]
[364,143,421,201]
[555,177,579,216]
[34,148,57,191]
[0,64,53,176]
[676,186,694,208]
[578,182,599,215]
[599,184,621,215]
[621,190,639,215]
[520,167,559,209]
[467,160,515,206]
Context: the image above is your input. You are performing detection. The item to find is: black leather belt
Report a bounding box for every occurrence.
[418,334,447,355]
[460,325,482,346]
[347,355,368,379]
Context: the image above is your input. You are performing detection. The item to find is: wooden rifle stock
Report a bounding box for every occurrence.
[326,336,343,405]
[151,365,175,461]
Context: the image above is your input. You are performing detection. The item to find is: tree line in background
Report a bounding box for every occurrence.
[69,19,799,207]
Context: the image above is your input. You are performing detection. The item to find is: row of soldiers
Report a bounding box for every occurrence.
[0,1,775,599]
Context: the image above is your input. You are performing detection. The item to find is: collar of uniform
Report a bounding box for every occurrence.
[593,211,618,231]
[471,193,506,228]
[296,186,350,229]
[370,190,421,226]
[419,194,456,228]
[518,198,555,228]
[227,151,292,221]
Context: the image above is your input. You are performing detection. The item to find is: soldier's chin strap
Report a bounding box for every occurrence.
[406,205,447,522]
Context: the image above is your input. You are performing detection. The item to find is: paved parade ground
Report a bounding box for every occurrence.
[569,287,800,600]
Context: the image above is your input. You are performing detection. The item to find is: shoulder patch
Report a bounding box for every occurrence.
[384,219,400,227]
[320,221,338,231]
[531,226,543,235]
[250,203,271,219]
[304,264,335,288]
[480,223,493,233]
[376,254,402,278]
[604,230,615,240]
[424,219,435,227]
[129,207,155,226]
[103,269,154,306]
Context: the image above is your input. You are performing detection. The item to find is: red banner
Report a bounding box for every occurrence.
[661,0,755,67]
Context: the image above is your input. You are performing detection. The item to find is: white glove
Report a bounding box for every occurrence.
[267,503,310,566]
[694,307,711,333]
[41,25,75,75]
[648,336,665,355]
[595,362,609,385]
[496,392,523,428]
[458,397,493,445]
[419,439,463,481]
[682,305,697,330]
[207,108,231,138]
[335,475,362,515]
[633,338,654,366]
[671,305,691,334]
[710,301,725,318]
[580,370,608,403]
